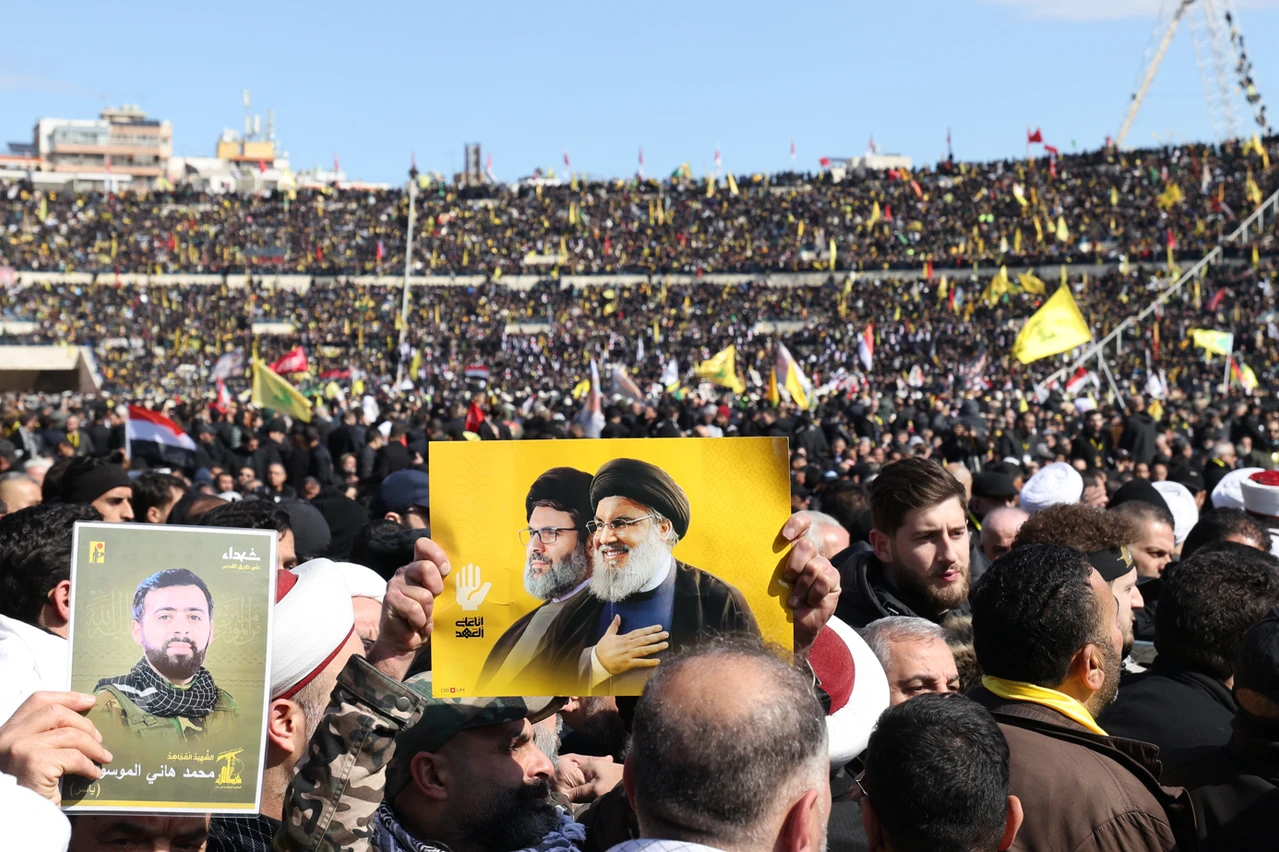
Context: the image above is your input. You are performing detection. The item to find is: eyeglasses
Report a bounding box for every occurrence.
[518,526,579,546]
[585,515,658,536]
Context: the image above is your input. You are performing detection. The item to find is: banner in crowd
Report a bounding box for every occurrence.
[62,523,277,814]
[430,438,792,697]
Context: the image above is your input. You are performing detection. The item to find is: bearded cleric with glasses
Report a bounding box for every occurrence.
[509,457,760,694]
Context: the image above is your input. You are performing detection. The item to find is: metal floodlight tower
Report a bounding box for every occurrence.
[1116,0,1263,148]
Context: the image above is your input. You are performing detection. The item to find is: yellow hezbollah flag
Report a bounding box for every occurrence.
[1017,271,1047,295]
[695,345,746,394]
[726,172,739,196]
[251,358,313,423]
[1190,328,1234,356]
[1055,216,1070,242]
[775,342,812,409]
[1012,286,1092,364]
[867,201,881,229]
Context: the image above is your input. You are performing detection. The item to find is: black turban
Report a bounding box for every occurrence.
[590,458,690,539]
[526,467,595,528]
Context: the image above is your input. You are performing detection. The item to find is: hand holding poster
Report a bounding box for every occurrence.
[430,437,792,696]
[62,523,276,814]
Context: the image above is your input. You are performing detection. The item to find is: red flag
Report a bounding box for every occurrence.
[315,246,323,263]
[1027,128,1043,144]
[1044,144,1059,156]
[212,378,231,414]
[168,233,176,252]
[376,239,385,261]
[819,156,831,168]
[884,204,893,222]
[258,160,267,174]
[868,134,875,153]
[485,153,493,174]
[714,147,721,168]
[1207,289,1227,312]
[1049,158,1057,179]
[947,287,956,313]
[924,260,934,280]
[911,179,923,198]
[465,400,485,433]
[563,149,570,169]
[269,346,310,375]
[1166,229,1176,250]
[604,235,611,255]
[1152,322,1160,362]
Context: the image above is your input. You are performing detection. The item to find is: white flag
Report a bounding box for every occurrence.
[637,337,646,363]
[661,358,679,387]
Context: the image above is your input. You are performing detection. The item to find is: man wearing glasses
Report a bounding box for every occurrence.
[477,467,597,693]
[540,457,760,693]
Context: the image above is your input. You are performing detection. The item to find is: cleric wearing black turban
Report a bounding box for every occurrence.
[537,457,759,693]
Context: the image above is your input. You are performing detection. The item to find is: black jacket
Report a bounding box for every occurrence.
[372,442,413,482]
[1099,656,1237,775]
[833,544,969,629]
[1120,411,1159,465]
[1162,712,1279,852]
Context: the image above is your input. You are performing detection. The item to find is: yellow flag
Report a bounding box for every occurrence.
[1017,271,1047,295]
[867,201,881,229]
[1111,186,1119,207]
[726,172,739,196]
[1190,328,1234,356]
[571,378,591,400]
[797,221,805,239]
[829,238,837,271]
[1055,216,1070,242]
[706,176,716,198]
[1033,216,1044,243]
[1012,286,1092,364]
[695,345,746,394]
[251,359,313,423]
[1245,172,1263,206]
[983,266,1012,306]
[1253,244,1261,269]
[1156,183,1185,210]
[766,368,781,407]
[1014,228,1022,255]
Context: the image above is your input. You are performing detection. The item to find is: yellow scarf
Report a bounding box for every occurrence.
[982,675,1108,736]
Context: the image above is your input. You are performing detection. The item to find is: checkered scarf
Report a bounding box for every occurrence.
[96,657,220,718]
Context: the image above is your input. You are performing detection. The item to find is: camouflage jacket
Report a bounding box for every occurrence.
[274,655,426,852]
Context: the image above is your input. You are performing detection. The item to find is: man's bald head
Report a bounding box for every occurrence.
[796,510,851,560]
[0,474,41,514]
[947,464,974,502]
[981,507,1029,564]
[627,637,829,850]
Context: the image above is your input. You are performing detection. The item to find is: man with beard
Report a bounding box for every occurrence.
[1011,503,1145,665]
[478,467,597,693]
[968,544,1196,851]
[538,457,759,693]
[836,457,972,629]
[87,568,236,742]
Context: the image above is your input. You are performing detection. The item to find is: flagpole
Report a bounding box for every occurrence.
[396,163,419,386]
[1223,340,1233,393]
[1098,353,1124,405]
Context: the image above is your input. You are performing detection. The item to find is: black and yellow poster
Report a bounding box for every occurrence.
[430,437,792,697]
[63,522,276,814]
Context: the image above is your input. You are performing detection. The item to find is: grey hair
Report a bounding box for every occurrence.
[861,616,949,670]
[796,510,843,546]
[651,510,681,547]
[982,506,1030,530]
[1211,442,1236,460]
[629,635,828,847]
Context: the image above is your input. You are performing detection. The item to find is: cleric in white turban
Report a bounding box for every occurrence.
[1019,462,1084,514]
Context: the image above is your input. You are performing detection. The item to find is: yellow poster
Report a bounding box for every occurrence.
[430,437,792,697]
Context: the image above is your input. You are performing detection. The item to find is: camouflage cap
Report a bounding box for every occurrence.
[385,672,565,798]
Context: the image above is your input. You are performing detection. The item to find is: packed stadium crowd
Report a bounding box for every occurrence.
[0,134,1278,852]
[2,137,1276,277]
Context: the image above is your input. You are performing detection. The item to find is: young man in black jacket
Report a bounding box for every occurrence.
[835,457,971,628]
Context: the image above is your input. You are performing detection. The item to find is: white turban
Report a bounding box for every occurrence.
[1019,463,1083,513]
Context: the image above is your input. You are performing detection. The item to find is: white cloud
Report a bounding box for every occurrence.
[983,0,1279,21]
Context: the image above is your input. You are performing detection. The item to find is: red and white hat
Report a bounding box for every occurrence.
[808,615,890,766]
[1241,470,1279,558]
[272,558,356,700]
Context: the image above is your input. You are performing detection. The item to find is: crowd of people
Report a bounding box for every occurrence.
[0,133,1277,851]
[2,137,1276,278]
[1,401,1278,850]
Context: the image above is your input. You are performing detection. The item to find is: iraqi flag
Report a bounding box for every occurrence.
[127,405,197,470]
[857,325,874,371]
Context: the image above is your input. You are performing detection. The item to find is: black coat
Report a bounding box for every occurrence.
[833,544,969,629]
[1162,712,1279,852]
[1120,412,1159,466]
[1099,656,1237,776]
[372,442,413,482]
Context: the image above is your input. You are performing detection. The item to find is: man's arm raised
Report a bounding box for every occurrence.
[275,538,446,852]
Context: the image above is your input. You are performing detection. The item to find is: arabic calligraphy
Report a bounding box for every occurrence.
[82,587,132,639]
[220,545,264,572]
[455,615,485,639]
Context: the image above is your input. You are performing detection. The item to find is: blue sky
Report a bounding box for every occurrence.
[3,0,1277,184]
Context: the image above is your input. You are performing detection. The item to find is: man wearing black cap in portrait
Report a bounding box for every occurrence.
[478,467,596,692]
[538,457,759,693]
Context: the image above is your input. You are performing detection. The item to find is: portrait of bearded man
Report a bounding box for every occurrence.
[87,568,238,742]
[537,457,760,693]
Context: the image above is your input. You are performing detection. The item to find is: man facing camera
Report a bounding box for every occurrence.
[88,568,237,742]
[540,457,759,692]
